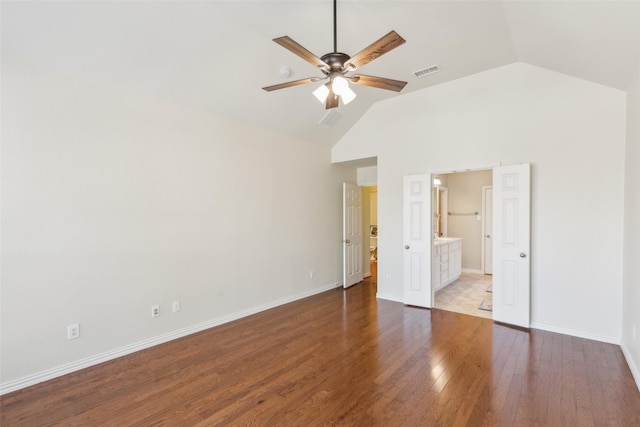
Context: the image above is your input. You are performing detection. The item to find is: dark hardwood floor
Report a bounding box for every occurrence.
[2,269,640,426]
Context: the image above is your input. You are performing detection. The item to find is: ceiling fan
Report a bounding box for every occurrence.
[262,0,408,109]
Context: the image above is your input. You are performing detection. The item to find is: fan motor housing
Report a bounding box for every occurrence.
[321,52,351,70]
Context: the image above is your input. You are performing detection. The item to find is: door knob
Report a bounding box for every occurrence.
[519,253,527,258]
[405,245,410,250]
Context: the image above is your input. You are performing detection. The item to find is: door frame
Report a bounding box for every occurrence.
[429,167,494,305]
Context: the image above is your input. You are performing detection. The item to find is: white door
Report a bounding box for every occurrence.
[492,164,530,327]
[403,174,432,308]
[343,183,363,288]
[483,186,493,274]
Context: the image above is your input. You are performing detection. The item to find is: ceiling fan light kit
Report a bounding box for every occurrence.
[262,0,408,110]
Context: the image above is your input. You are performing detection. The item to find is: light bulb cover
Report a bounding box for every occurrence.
[340,86,357,105]
[313,84,330,103]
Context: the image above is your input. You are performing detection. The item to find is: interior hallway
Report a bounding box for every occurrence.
[365,261,377,287]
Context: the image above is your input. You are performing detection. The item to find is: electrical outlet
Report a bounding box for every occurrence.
[309,270,315,279]
[151,305,160,318]
[386,274,392,282]
[67,324,80,340]
[172,301,180,313]
[634,323,637,341]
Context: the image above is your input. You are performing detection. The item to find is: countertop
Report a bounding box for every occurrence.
[434,237,462,246]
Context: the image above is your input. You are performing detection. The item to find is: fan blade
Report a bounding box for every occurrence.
[262,77,321,92]
[345,31,406,70]
[273,36,329,71]
[325,88,339,109]
[350,74,408,92]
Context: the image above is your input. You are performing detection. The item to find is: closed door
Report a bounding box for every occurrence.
[343,183,363,288]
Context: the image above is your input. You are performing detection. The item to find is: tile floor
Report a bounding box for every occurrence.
[434,272,493,319]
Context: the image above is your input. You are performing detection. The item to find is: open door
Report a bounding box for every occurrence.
[483,186,493,274]
[343,183,363,288]
[492,164,530,327]
[402,174,432,308]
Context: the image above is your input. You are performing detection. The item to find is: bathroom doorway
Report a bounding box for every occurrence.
[432,170,493,319]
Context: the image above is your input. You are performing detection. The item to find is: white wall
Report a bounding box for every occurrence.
[623,64,640,389]
[1,58,355,390]
[356,166,377,187]
[333,63,626,343]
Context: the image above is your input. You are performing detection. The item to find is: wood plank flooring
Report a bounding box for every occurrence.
[2,274,640,426]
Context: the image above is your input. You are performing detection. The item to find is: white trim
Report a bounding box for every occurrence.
[376,293,403,303]
[530,321,620,345]
[0,281,342,395]
[461,268,484,274]
[621,341,640,392]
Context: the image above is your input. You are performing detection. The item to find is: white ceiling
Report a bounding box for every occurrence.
[3,1,640,147]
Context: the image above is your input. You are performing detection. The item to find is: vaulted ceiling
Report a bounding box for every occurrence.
[3,1,640,147]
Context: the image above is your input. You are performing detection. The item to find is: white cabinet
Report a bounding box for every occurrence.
[448,239,462,280]
[433,238,462,290]
[432,245,442,288]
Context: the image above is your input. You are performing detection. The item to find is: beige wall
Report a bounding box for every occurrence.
[445,170,493,271]
[370,190,378,226]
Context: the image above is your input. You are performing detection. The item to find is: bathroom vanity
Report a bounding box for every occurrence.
[432,237,462,291]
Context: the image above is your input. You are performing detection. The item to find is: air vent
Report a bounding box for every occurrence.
[319,109,343,127]
[413,64,441,79]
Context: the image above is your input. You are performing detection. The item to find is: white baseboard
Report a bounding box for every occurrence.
[461,268,484,274]
[376,293,403,303]
[530,321,620,345]
[621,341,640,392]
[0,281,342,396]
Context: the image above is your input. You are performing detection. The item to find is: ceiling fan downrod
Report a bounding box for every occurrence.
[333,0,337,53]
[321,0,350,71]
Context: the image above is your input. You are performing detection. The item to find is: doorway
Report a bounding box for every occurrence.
[342,183,378,290]
[402,164,531,327]
[432,170,493,319]
[363,186,378,287]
